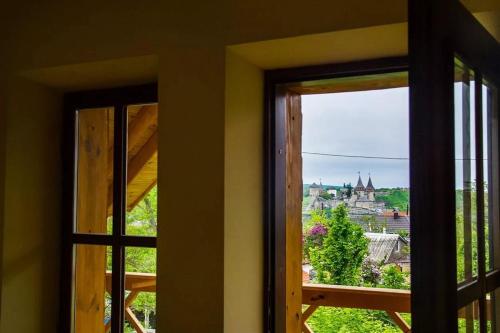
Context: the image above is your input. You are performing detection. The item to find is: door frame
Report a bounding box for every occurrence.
[263,57,409,333]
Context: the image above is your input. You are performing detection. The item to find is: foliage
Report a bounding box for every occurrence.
[309,204,369,285]
[106,186,158,330]
[361,259,382,287]
[381,264,408,290]
[307,307,403,333]
[319,192,333,200]
[396,229,409,238]
[376,189,409,211]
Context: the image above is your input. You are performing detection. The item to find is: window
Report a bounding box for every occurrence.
[264,58,411,333]
[61,84,158,333]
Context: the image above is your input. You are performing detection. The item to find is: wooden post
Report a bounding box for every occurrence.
[75,108,111,333]
[285,92,303,333]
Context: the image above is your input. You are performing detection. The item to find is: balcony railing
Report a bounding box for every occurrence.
[302,283,411,333]
[101,273,489,333]
[105,272,156,333]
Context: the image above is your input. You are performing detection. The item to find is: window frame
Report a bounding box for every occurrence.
[263,57,409,333]
[60,83,158,333]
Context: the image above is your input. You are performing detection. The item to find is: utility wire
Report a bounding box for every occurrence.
[302,151,484,161]
[302,151,407,160]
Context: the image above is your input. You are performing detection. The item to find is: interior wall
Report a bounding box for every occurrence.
[157,46,225,332]
[0,76,62,332]
[224,51,264,333]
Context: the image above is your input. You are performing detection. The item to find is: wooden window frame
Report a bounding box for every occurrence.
[263,57,409,333]
[409,0,500,331]
[60,83,158,333]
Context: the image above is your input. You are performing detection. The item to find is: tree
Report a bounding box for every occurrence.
[309,204,369,285]
[381,264,408,290]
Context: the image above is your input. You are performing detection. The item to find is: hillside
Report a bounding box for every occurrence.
[375,189,409,211]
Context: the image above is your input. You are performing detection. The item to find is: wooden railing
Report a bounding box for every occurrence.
[302,283,411,333]
[99,274,490,333]
[105,272,156,333]
[302,283,492,333]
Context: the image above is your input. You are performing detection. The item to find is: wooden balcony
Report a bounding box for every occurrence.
[102,273,489,333]
[105,272,156,333]
[302,283,411,333]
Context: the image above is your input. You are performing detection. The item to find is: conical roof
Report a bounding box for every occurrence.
[310,182,321,189]
[354,175,365,192]
[366,176,375,192]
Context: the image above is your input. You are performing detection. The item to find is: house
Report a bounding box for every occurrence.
[365,233,409,270]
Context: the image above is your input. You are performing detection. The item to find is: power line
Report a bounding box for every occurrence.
[302,151,484,161]
[302,151,408,160]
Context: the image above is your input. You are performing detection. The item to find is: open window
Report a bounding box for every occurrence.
[60,84,158,333]
[265,58,412,333]
[264,0,500,331]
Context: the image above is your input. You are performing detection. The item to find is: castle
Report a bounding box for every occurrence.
[307,174,384,212]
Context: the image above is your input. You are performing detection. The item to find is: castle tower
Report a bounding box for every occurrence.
[366,174,375,201]
[354,173,366,198]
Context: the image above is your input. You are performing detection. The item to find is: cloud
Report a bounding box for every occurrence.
[302,88,409,188]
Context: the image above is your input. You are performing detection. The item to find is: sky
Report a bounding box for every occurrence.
[302,88,409,188]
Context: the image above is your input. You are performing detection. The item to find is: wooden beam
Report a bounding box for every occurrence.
[75,108,110,333]
[106,104,158,181]
[106,105,158,213]
[302,284,411,313]
[285,92,303,333]
[387,311,411,332]
[107,131,158,213]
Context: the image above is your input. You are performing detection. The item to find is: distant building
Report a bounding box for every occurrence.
[327,189,337,197]
[309,182,323,197]
[365,232,409,269]
[352,212,410,236]
[348,174,384,210]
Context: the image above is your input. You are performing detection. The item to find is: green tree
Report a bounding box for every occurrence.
[381,264,408,290]
[309,204,369,285]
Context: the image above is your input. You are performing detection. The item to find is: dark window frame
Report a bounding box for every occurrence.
[263,57,409,333]
[60,83,158,333]
[409,0,500,331]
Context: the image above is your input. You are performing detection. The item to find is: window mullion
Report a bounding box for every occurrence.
[474,71,487,333]
[112,104,127,333]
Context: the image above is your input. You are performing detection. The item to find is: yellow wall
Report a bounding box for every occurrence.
[224,51,264,333]
[0,77,62,332]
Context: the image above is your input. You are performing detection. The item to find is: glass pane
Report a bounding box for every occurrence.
[488,290,500,332]
[126,103,158,236]
[484,81,499,272]
[458,299,480,332]
[125,247,157,332]
[75,107,114,234]
[455,59,478,283]
[73,244,112,333]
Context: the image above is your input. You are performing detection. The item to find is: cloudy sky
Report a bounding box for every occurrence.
[302,88,409,188]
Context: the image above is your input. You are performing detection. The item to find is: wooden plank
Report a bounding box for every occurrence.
[125,307,146,333]
[107,131,158,213]
[285,92,302,333]
[302,284,411,313]
[302,322,314,333]
[386,311,411,332]
[302,305,318,322]
[75,108,110,333]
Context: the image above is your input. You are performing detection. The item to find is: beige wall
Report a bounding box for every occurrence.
[0,77,62,332]
[224,51,264,333]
